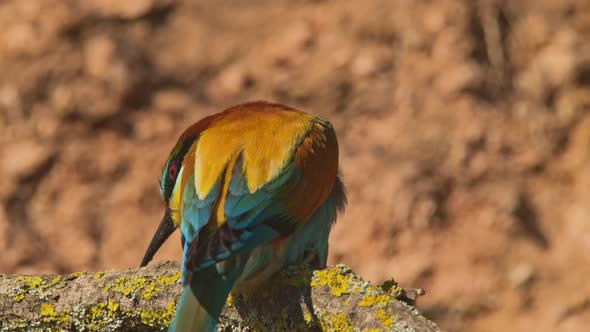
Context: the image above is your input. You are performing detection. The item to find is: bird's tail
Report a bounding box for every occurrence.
[167,285,217,332]
[168,266,236,332]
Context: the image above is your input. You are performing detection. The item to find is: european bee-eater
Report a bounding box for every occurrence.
[140,101,346,331]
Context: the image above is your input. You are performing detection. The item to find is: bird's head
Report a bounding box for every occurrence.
[140,129,198,267]
[159,136,193,208]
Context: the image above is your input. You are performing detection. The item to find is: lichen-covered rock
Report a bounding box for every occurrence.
[0,262,440,332]
[0,261,180,331]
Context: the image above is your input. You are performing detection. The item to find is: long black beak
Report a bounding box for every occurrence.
[140,210,177,267]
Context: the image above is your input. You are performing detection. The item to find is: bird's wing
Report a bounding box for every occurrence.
[180,119,339,273]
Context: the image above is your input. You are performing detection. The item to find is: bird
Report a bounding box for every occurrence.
[140,101,346,331]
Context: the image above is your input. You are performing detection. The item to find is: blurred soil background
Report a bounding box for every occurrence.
[1,0,590,331]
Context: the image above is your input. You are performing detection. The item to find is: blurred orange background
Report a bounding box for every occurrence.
[1,1,590,331]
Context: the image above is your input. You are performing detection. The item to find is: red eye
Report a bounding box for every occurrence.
[169,163,178,180]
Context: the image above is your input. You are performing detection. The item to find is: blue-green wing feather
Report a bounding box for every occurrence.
[224,159,299,221]
[182,158,300,273]
[179,174,219,279]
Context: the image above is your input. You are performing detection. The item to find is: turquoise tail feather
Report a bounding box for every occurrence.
[168,266,237,332]
[167,285,217,332]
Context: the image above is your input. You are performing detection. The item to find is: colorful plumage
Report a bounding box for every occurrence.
[140,101,346,332]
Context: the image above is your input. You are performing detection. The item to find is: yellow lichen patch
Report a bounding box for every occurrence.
[358,294,390,308]
[318,311,354,331]
[156,272,181,285]
[380,277,403,298]
[7,295,178,330]
[166,301,178,315]
[11,274,67,303]
[361,329,381,332]
[375,308,395,327]
[303,313,312,323]
[50,276,63,286]
[84,302,121,329]
[111,276,147,296]
[226,293,234,307]
[107,299,119,314]
[40,303,56,316]
[12,275,46,302]
[90,303,107,321]
[12,292,25,302]
[363,284,378,294]
[17,276,43,288]
[311,269,351,297]
[139,300,177,327]
[38,304,71,325]
[93,272,105,280]
[69,271,86,279]
[141,282,160,300]
[7,318,28,329]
